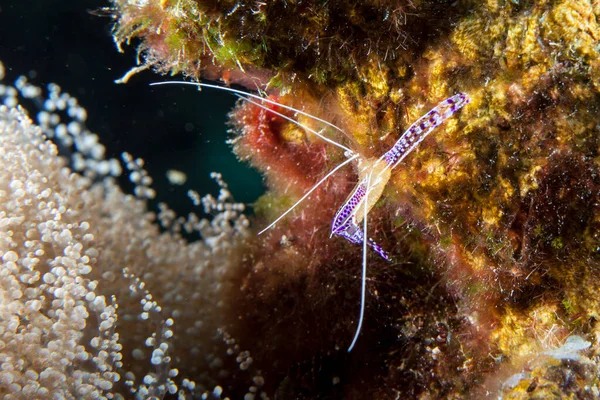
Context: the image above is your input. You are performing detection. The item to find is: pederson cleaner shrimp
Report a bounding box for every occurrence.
[151,81,469,351]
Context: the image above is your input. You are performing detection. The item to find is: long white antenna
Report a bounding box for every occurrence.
[257,153,358,235]
[348,171,372,352]
[150,80,349,137]
[238,95,354,154]
[151,80,360,233]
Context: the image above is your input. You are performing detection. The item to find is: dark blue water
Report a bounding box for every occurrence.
[0,0,265,217]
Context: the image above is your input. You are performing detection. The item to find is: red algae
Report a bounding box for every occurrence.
[232,97,331,194]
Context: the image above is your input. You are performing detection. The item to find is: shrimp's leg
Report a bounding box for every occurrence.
[331,178,390,261]
[332,220,390,261]
[330,171,389,349]
[347,170,373,352]
[258,153,358,234]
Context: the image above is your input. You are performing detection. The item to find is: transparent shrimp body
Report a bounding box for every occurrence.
[334,92,469,351]
[331,157,392,260]
[331,92,470,262]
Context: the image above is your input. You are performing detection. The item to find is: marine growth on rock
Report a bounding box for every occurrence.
[110,0,600,397]
[2,0,600,398]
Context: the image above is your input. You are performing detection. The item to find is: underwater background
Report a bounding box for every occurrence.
[0,0,265,216]
[3,0,600,398]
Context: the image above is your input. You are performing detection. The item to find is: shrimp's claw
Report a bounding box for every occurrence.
[384,92,470,169]
[332,219,390,261]
[368,237,390,261]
